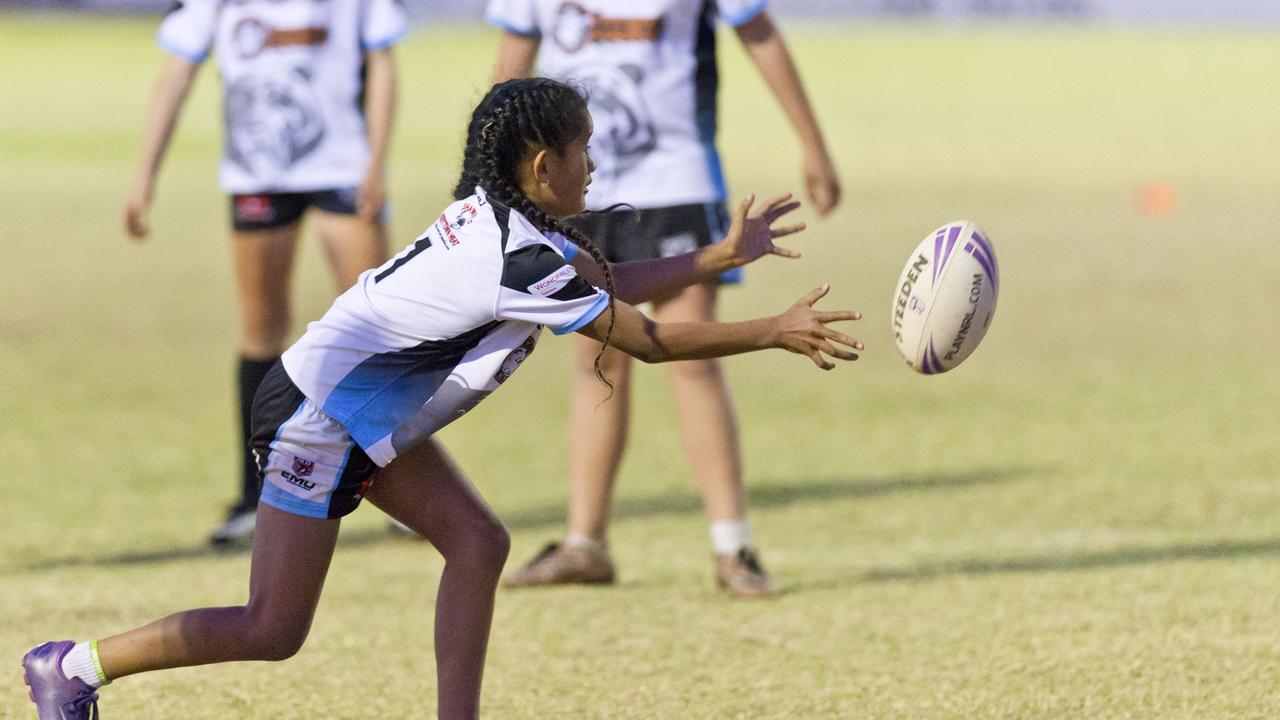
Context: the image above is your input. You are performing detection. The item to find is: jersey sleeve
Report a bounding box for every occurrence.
[485,0,540,37]
[496,242,610,335]
[361,0,409,51]
[545,231,581,262]
[156,0,217,64]
[717,0,768,27]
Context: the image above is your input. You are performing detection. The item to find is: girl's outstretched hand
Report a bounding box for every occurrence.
[771,284,863,370]
[717,192,806,268]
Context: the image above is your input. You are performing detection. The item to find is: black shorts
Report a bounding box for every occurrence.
[230,188,365,232]
[566,202,743,284]
[250,362,379,519]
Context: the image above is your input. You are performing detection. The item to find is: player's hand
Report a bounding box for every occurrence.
[124,188,151,241]
[771,284,862,370]
[716,192,805,269]
[356,171,386,221]
[802,147,841,217]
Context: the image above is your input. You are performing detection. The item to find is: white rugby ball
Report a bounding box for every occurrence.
[891,220,999,374]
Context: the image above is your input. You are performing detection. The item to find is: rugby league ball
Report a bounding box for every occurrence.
[891,221,999,374]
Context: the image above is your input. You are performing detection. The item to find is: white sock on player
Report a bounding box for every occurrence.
[60,641,107,688]
[564,533,604,551]
[710,519,752,556]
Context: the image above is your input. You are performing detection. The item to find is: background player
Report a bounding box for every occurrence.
[122,0,406,544]
[488,0,842,596]
[24,78,862,720]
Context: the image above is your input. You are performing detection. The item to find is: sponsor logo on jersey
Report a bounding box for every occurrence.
[450,202,479,231]
[436,212,463,247]
[495,335,537,384]
[528,264,577,296]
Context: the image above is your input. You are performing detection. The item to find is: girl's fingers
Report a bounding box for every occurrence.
[764,200,802,223]
[769,243,801,259]
[816,310,861,322]
[807,349,834,370]
[770,222,806,239]
[757,192,793,214]
[819,327,863,351]
[736,193,756,224]
[798,284,830,307]
[815,339,841,357]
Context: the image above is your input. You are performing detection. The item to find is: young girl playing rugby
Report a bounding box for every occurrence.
[24,77,861,720]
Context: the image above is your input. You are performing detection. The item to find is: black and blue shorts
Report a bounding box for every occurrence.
[230,188,373,232]
[250,363,379,519]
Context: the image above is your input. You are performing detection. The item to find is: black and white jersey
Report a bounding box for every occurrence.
[280,187,609,467]
[485,0,767,210]
[157,0,408,194]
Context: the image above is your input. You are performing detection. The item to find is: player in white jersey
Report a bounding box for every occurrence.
[25,78,862,720]
[487,0,841,597]
[121,0,407,545]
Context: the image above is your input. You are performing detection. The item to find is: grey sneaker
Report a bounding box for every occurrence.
[502,542,615,587]
[22,641,100,720]
[715,548,774,598]
[208,507,256,547]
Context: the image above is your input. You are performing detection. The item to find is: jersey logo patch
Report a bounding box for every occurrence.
[528,264,578,296]
[495,335,537,385]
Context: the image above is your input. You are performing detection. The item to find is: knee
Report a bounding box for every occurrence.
[240,605,311,662]
[449,515,510,575]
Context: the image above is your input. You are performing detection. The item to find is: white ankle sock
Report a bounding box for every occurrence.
[564,534,604,551]
[710,519,752,556]
[60,641,107,688]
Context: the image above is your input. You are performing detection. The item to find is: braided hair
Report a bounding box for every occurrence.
[454,78,618,388]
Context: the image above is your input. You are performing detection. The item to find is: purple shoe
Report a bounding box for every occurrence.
[22,641,100,720]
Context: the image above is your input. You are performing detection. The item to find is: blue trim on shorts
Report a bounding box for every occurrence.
[261,482,330,519]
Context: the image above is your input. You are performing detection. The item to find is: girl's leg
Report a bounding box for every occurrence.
[214,225,303,544]
[651,282,770,596]
[650,282,745,523]
[232,224,301,359]
[97,504,340,678]
[565,336,634,541]
[364,438,510,720]
[312,210,388,290]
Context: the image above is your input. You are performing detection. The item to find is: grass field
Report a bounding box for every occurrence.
[3,14,1279,719]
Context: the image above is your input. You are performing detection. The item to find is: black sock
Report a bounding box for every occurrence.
[237,356,279,512]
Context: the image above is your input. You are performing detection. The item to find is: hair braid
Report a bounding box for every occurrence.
[454,78,618,390]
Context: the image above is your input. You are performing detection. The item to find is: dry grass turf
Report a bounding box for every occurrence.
[1,14,1278,719]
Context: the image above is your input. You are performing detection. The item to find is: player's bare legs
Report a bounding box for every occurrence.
[313,209,388,290]
[95,505,341,677]
[650,280,769,596]
[566,337,634,541]
[365,438,510,720]
[232,224,301,360]
[650,281,745,523]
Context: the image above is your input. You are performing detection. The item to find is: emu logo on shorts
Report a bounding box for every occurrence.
[292,456,315,477]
